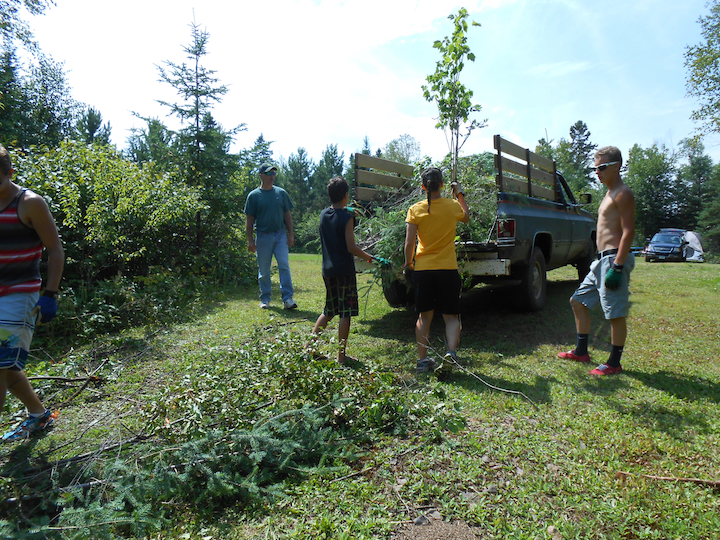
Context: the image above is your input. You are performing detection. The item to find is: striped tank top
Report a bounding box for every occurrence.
[0,188,43,296]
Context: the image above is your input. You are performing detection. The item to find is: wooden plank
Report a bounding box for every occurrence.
[496,155,528,178]
[528,166,555,186]
[355,153,414,177]
[495,156,556,187]
[355,169,407,189]
[494,136,527,162]
[531,183,556,201]
[354,186,387,202]
[528,152,555,173]
[498,175,530,196]
[496,174,556,201]
[494,135,555,175]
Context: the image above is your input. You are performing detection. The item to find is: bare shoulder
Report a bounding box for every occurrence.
[616,183,635,202]
[18,188,56,227]
[20,188,49,206]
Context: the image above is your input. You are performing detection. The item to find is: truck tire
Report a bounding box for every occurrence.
[383,279,414,308]
[512,247,547,312]
[576,244,595,282]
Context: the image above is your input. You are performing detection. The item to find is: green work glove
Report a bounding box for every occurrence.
[604,264,623,290]
[372,256,392,267]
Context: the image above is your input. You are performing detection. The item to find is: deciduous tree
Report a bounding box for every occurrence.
[383,134,421,165]
[0,0,54,51]
[422,7,486,183]
[685,0,720,135]
[624,143,677,241]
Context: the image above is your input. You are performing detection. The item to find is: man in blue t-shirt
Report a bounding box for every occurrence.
[244,163,297,310]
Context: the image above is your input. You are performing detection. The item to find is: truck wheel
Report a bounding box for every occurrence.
[512,247,547,312]
[576,244,595,282]
[383,279,414,308]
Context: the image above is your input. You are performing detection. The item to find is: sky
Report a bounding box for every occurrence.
[23,0,720,166]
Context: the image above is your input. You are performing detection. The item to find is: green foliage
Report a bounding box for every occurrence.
[383,134,421,165]
[624,143,677,240]
[294,210,322,253]
[0,48,80,150]
[698,162,720,253]
[75,106,112,145]
[0,329,465,538]
[685,0,720,135]
[422,8,486,183]
[675,137,713,230]
[354,154,497,274]
[535,120,597,194]
[12,142,254,338]
[0,0,54,51]
[279,145,346,225]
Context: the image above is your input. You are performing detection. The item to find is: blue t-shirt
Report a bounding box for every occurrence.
[319,207,356,277]
[243,186,294,232]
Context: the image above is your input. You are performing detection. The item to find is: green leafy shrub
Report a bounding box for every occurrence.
[294,210,322,253]
[11,142,255,340]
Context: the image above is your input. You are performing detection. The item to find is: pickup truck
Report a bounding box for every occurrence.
[354,135,597,312]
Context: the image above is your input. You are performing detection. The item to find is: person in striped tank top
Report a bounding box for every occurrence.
[0,145,64,442]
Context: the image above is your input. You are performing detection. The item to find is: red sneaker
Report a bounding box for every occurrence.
[557,350,591,363]
[589,363,622,376]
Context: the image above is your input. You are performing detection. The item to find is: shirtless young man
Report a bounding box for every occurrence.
[558,146,636,375]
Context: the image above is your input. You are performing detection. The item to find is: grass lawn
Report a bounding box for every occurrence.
[2,254,719,539]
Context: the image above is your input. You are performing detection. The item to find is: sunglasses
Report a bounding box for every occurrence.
[263,170,277,176]
[591,161,619,172]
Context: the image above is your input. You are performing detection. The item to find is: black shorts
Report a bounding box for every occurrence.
[323,275,359,318]
[413,269,462,314]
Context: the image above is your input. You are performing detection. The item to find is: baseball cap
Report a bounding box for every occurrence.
[259,163,278,175]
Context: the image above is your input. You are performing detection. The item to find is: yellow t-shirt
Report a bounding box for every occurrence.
[406,197,465,270]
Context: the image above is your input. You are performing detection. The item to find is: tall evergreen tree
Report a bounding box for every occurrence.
[569,120,597,181]
[156,19,244,191]
[0,47,28,148]
[534,121,596,194]
[76,106,112,145]
[283,148,314,223]
[675,138,712,230]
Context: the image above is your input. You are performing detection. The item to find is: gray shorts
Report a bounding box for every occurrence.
[572,252,635,319]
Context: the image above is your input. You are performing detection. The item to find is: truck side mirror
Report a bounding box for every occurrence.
[578,193,592,205]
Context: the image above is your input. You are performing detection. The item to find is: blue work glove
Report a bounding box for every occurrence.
[604,264,623,291]
[35,293,58,323]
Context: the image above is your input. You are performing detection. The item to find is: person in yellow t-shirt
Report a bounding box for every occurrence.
[403,167,470,374]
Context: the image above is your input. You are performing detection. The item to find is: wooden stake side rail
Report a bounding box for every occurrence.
[354,153,415,202]
[493,134,558,202]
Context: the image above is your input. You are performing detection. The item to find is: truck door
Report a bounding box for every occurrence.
[559,180,587,262]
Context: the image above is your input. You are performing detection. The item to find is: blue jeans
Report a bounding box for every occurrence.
[255,229,294,304]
